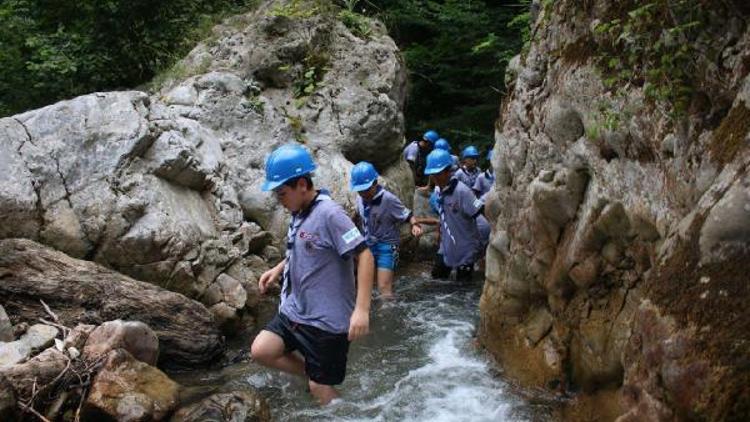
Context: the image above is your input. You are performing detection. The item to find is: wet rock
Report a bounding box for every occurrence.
[0,305,12,342]
[170,390,271,422]
[84,320,159,366]
[85,349,179,422]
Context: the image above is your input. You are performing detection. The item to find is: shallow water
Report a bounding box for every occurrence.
[174,267,556,421]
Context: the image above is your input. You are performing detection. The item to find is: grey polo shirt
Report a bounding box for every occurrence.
[281,199,366,334]
[437,178,483,267]
[357,188,412,246]
[472,170,495,197]
[455,167,480,188]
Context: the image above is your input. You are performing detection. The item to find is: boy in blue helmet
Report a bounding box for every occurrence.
[434,138,460,171]
[424,148,484,281]
[404,130,438,187]
[455,145,481,188]
[251,144,375,405]
[350,161,423,298]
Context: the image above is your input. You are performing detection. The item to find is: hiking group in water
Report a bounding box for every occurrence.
[251,131,495,404]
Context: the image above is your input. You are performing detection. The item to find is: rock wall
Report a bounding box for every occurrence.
[0,0,410,329]
[481,1,750,420]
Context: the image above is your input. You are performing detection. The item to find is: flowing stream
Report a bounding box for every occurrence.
[173,265,557,421]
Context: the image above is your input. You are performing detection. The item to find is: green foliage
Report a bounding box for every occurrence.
[0,0,258,116]
[339,9,372,39]
[292,50,330,103]
[270,0,321,19]
[593,0,707,117]
[363,0,527,153]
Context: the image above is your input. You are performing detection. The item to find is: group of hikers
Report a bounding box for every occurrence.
[250,130,495,404]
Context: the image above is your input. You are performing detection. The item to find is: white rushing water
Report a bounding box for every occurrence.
[238,271,551,421]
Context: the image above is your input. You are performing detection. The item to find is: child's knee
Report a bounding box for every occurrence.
[250,337,275,364]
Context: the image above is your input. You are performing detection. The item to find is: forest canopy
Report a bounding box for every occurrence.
[0,0,527,154]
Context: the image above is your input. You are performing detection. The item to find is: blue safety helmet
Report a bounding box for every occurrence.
[350,161,379,192]
[423,130,440,144]
[461,145,480,159]
[424,149,454,175]
[262,144,317,191]
[434,138,450,151]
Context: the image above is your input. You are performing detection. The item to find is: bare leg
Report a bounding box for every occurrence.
[250,330,305,377]
[377,269,395,299]
[309,380,339,405]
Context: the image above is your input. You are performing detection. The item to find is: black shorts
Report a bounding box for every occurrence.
[264,312,350,385]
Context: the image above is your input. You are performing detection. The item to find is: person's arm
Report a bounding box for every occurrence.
[258,259,285,294]
[413,216,439,225]
[408,215,423,237]
[349,247,374,341]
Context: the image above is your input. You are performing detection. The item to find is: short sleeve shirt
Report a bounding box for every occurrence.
[455,167,480,188]
[403,141,419,162]
[438,179,483,267]
[472,170,495,197]
[357,188,412,245]
[281,199,365,334]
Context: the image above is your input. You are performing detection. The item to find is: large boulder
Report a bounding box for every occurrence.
[0,1,409,327]
[480,1,750,420]
[0,239,223,366]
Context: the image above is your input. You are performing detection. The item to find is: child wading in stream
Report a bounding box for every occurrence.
[250,144,375,405]
[350,161,423,298]
[424,148,484,282]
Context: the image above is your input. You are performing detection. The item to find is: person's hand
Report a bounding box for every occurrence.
[411,223,423,237]
[258,266,282,294]
[348,308,370,341]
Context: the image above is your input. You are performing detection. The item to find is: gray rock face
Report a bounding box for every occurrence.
[480,1,750,420]
[0,1,410,329]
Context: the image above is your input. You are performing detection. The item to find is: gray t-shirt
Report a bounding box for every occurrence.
[357,188,412,246]
[472,170,495,197]
[403,141,419,162]
[437,178,483,267]
[455,167,480,188]
[281,199,365,334]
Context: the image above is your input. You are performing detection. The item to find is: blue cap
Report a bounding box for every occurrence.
[434,138,450,151]
[423,130,440,144]
[350,161,379,192]
[424,149,454,175]
[262,144,317,191]
[461,145,480,159]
